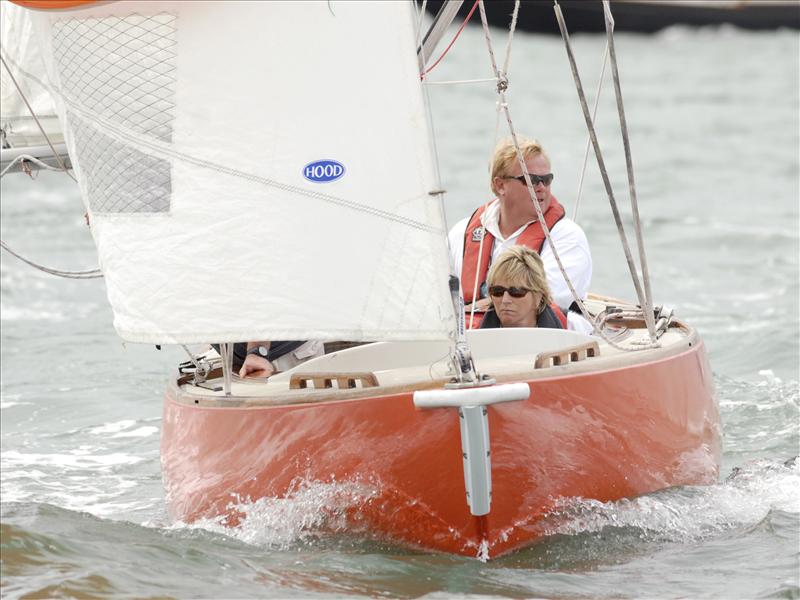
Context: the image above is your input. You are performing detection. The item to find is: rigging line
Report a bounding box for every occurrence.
[487,0,520,170]
[477,1,504,158]
[423,77,497,85]
[0,154,101,279]
[553,2,657,347]
[573,38,610,222]
[492,1,519,177]
[416,3,466,351]
[0,54,76,182]
[0,240,102,279]
[420,0,479,79]
[602,0,656,340]
[468,221,488,329]
[479,1,655,352]
[500,0,520,76]
[181,345,204,371]
[0,153,61,178]
[478,0,585,326]
[414,0,428,51]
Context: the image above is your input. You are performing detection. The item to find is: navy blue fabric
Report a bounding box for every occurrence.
[211,341,306,370]
[479,305,564,329]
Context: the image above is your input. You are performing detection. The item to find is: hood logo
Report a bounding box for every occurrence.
[303,159,345,183]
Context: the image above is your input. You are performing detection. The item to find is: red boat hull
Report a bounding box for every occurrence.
[161,341,720,558]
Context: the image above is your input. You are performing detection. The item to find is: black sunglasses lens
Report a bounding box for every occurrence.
[489,286,529,298]
[512,173,553,185]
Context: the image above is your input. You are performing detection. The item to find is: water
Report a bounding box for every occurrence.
[2,21,798,600]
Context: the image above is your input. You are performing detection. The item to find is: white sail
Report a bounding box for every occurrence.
[0,2,61,148]
[12,1,455,344]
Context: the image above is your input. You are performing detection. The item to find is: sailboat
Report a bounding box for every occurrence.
[1,0,720,559]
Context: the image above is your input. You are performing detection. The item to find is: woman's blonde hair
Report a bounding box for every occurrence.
[486,246,552,313]
[490,137,551,195]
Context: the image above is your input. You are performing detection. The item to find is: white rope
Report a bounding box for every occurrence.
[573,39,610,222]
[478,1,583,318]
[468,222,488,328]
[0,52,102,280]
[491,1,520,173]
[470,2,520,328]
[477,0,655,352]
[414,0,428,53]
[601,0,657,339]
[0,155,102,282]
[500,0,520,76]
[1,154,63,178]
[0,54,76,182]
[181,345,204,371]
[0,240,102,279]
[553,1,658,348]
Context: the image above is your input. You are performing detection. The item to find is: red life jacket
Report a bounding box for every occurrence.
[551,303,568,328]
[461,197,566,328]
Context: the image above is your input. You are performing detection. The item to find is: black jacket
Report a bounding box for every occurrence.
[479,305,564,329]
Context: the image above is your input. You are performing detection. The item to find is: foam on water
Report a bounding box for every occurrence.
[0,442,160,518]
[88,420,158,438]
[170,478,381,550]
[158,460,799,557]
[719,372,799,411]
[538,459,800,542]
[2,449,144,469]
[0,392,31,409]
[88,419,138,434]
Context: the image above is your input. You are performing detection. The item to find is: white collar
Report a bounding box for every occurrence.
[481,198,539,242]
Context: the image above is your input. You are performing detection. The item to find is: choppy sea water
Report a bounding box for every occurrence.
[1,20,798,600]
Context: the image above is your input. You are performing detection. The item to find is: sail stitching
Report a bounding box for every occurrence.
[64,101,442,233]
[2,26,441,233]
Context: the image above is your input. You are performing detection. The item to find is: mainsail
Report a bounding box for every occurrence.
[4,1,456,344]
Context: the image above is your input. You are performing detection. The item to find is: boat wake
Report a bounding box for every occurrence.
[169,478,382,550]
[536,458,799,544]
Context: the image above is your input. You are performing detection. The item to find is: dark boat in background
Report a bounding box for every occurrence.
[424,0,800,34]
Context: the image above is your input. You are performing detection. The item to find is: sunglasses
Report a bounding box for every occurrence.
[505,172,554,186]
[488,285,531,298]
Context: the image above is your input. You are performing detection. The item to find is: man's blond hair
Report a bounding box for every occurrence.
[490,137,550,195]
[487,246,552,313]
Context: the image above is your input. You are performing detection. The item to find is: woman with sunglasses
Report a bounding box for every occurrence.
[480,246,592,333]
[448,136,592,329]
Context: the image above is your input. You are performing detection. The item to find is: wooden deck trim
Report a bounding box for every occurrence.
[170,324,699,409]
[534,340,600,369]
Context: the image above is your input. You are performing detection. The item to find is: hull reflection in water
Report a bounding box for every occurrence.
[161,322,721,559]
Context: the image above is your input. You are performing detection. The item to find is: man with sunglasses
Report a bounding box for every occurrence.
[448,136,592,328]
